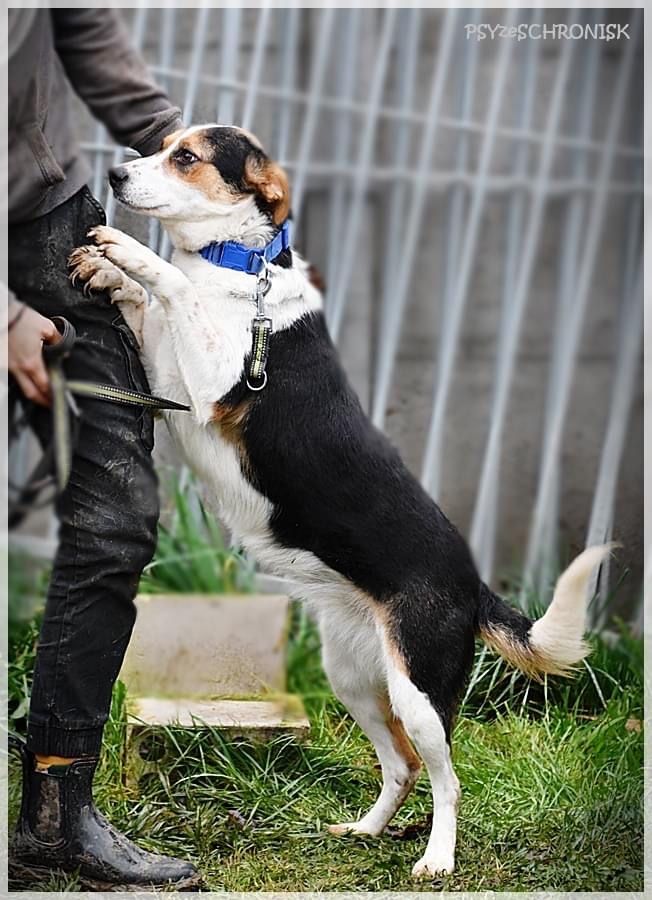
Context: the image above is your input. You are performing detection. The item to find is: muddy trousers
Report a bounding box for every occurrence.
[9,187,159,757]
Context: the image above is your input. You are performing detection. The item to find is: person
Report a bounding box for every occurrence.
[6,9,201,890]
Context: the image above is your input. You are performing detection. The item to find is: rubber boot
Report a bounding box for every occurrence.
[9,734,202,891]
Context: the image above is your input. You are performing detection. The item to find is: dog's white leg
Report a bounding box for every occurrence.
[320,610,421,836]
[69,244,148,345]
[88,225,236,424]
[384,652,460,879]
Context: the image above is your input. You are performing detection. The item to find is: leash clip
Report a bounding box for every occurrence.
[247,264,272,391]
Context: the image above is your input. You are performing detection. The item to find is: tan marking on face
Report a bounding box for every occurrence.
[161,128,185,151]
[244,156,291,225]
[164,131,236,202]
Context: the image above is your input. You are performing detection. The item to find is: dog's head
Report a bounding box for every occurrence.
[108,125,290,247]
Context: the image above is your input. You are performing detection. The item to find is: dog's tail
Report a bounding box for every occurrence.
[476,544,615,680]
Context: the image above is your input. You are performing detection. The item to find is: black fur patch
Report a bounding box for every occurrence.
[220,311,482,733]
[202,127,258,192]
[201,127,292,268]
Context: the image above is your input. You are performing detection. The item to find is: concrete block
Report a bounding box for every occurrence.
[120,593,289,698]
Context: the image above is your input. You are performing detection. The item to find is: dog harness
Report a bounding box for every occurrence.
[198,221,293,391]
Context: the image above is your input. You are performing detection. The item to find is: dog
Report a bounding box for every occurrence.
[69,125,611,879]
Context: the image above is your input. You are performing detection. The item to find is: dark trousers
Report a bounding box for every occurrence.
[9,187,159,757]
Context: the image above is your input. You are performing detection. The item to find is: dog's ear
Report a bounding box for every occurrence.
[244,155,290,225]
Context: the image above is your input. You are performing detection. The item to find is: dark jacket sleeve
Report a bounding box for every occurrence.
[51,8,183,155]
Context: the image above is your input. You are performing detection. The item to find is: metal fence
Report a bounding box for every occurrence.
[16,7,645,627]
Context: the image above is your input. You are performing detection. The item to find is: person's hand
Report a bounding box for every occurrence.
[7,303,61,406]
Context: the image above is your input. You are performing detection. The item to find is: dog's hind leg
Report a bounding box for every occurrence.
[382,626,467,879]
[320,607,421,837]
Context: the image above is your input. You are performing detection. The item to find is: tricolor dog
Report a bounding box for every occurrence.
[69,125,610,879]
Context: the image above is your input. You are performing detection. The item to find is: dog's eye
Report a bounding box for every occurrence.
[174,149,198,167]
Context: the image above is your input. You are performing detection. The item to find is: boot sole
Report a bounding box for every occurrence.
[9,860,203,892]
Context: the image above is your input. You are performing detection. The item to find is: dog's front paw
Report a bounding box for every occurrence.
[69,245,124,297]
[69,245,146,307]
[411,852,455,880]
[88,225,142,254]
[88,225,158,283]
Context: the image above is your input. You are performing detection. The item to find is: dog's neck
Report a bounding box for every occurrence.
[162,197,276,253]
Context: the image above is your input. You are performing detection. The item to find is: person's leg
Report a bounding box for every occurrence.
[10,187,158,759]
[8,188,200,888]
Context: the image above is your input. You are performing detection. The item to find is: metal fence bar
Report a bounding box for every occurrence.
[105,5,149,224]
[434,8,480,435]
[79,139,643,197]
[469,9,542,578]
[216,8,242,125]
[374,8,421,396]
[586,260,642,627]
[468,10,576,580]
[241,4,272,133]
[139,62,643,163]
[272,7,299,163]
[523,11,641,584]
[418,7,517,492]
[328,8,398,341]
[159,5,211,260]
[149,7,176,253]
[527,14,604,599]
[291,8,336,222]
[370,7,460,428]
[324,9,362,312]
[586,182,643,616]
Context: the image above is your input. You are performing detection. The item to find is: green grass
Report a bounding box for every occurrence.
[8,599,643,892]
[139,475,255,595]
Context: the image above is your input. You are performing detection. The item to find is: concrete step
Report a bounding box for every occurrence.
[128,694,310,738]
[120,593,290,697]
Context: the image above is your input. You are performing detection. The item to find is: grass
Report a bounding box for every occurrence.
[139,476,255,595]
[7,594,643,892]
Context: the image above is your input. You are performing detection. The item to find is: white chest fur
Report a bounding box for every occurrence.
[140,251,337,597]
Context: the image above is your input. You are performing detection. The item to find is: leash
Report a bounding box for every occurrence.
[199,222,294,392]
[8,316,189,528]
[247,264,273,391]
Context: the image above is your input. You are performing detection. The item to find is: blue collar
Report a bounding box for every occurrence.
[198,220,292,275]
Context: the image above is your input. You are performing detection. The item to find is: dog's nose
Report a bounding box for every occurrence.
[108,166,129,189]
